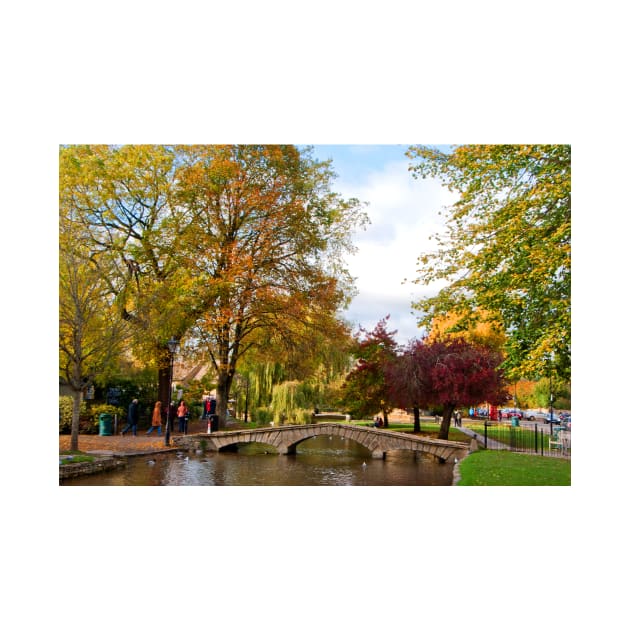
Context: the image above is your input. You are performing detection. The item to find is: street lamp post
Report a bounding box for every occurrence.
[548,353,555,426]
[165,337,180,446]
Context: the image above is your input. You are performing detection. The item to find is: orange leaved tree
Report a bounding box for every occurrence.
[173,145,367,426]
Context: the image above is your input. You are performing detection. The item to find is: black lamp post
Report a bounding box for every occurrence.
[548,352,555,426]
[165,337,180,446]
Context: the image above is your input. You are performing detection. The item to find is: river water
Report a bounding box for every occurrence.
[61,435,454,486]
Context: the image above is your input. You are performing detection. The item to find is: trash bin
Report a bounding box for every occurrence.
[211,414,219,432]
[99,413,113,436]
[510,415,520,427]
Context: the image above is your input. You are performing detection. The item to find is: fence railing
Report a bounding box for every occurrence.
[470,421,571,458]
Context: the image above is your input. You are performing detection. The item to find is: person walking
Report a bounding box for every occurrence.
[147,401,163,435]
[121,399,140,436]
[177,400,188,433]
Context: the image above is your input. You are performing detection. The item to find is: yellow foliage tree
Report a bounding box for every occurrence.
[426,309,506,353]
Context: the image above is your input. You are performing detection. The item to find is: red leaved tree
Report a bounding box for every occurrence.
[340,317,399,426]
[388,337,508,439]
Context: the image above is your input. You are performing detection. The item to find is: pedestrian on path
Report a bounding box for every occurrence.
[177,400,189,433]
[121,399,140,436]
[147,401,163,435]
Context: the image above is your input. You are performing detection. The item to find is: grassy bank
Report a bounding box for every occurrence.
[457,450,571,485]
[59,451,95,465]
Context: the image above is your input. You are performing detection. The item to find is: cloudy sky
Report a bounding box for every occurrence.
[308,144,458,346]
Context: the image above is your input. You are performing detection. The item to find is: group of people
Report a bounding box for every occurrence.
[120,398,191,436]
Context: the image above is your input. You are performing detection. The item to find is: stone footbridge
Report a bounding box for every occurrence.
[173,423,469,462]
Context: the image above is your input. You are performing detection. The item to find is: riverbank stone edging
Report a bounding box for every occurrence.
[59,456,126,480]
[59,446,180,480]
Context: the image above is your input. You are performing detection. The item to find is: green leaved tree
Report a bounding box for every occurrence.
[407,144,570,380]
[59,206,130,450]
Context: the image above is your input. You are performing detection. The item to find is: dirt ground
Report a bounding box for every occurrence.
[59,419,210,454]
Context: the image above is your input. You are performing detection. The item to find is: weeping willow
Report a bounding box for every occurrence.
[248,362,285,408]
[270,381,312,425]
[240,356,353,424]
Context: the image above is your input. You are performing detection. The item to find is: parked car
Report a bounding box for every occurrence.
[526,411,561,424]
[558,413,571,429]
[500,408,523,419]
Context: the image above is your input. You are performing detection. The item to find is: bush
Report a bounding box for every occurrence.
[296,409,314,424]
[188,402,203,419]
[59,397,126,434]
[250,407,273,425]
[59,396,87,434]
[86,403,125,434]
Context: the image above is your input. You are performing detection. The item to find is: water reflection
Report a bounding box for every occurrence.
[61,435,453,486]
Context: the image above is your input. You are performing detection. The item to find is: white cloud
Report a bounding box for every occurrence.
[333,156,457,345]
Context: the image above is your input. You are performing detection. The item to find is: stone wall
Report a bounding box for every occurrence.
[59,457,125,480]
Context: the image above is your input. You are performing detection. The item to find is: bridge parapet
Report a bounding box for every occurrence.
[173,423,469,463]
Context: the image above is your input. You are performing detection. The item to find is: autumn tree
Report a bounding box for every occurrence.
[388,337,508,440]
[340,317,399,425]
[426,309,506,353]
[173,145,367,426]
[59,145,190,411]
[407,144,570,381]
[60,145,367,428]
[59,208,129,451]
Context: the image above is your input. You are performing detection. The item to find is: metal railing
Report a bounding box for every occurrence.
[476,421,571,458]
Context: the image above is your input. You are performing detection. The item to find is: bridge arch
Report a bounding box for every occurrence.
[174,423,469,463]
[280,429,376,456]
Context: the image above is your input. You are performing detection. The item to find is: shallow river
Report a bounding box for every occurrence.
[61,435,454,486]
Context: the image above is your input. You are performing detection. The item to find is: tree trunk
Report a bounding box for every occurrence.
[438,403,456,440]
[382,408,389,428]
[70,388,82,452]
[244,380,249,422]
[216,369,234,428]
[413,406,421,433]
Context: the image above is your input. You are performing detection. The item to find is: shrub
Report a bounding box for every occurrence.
[59,398,127,434]
[296,409,314,425]
[250,407,273,425]
[188,402,203,419]
[86,403,125,434]
[59,396,87,434]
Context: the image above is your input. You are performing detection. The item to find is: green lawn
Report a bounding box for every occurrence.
[354,420,470,439]
[59,451,95,465]
[457,449,571,485]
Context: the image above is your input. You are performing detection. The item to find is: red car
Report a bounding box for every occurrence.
[500,408,523,419]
